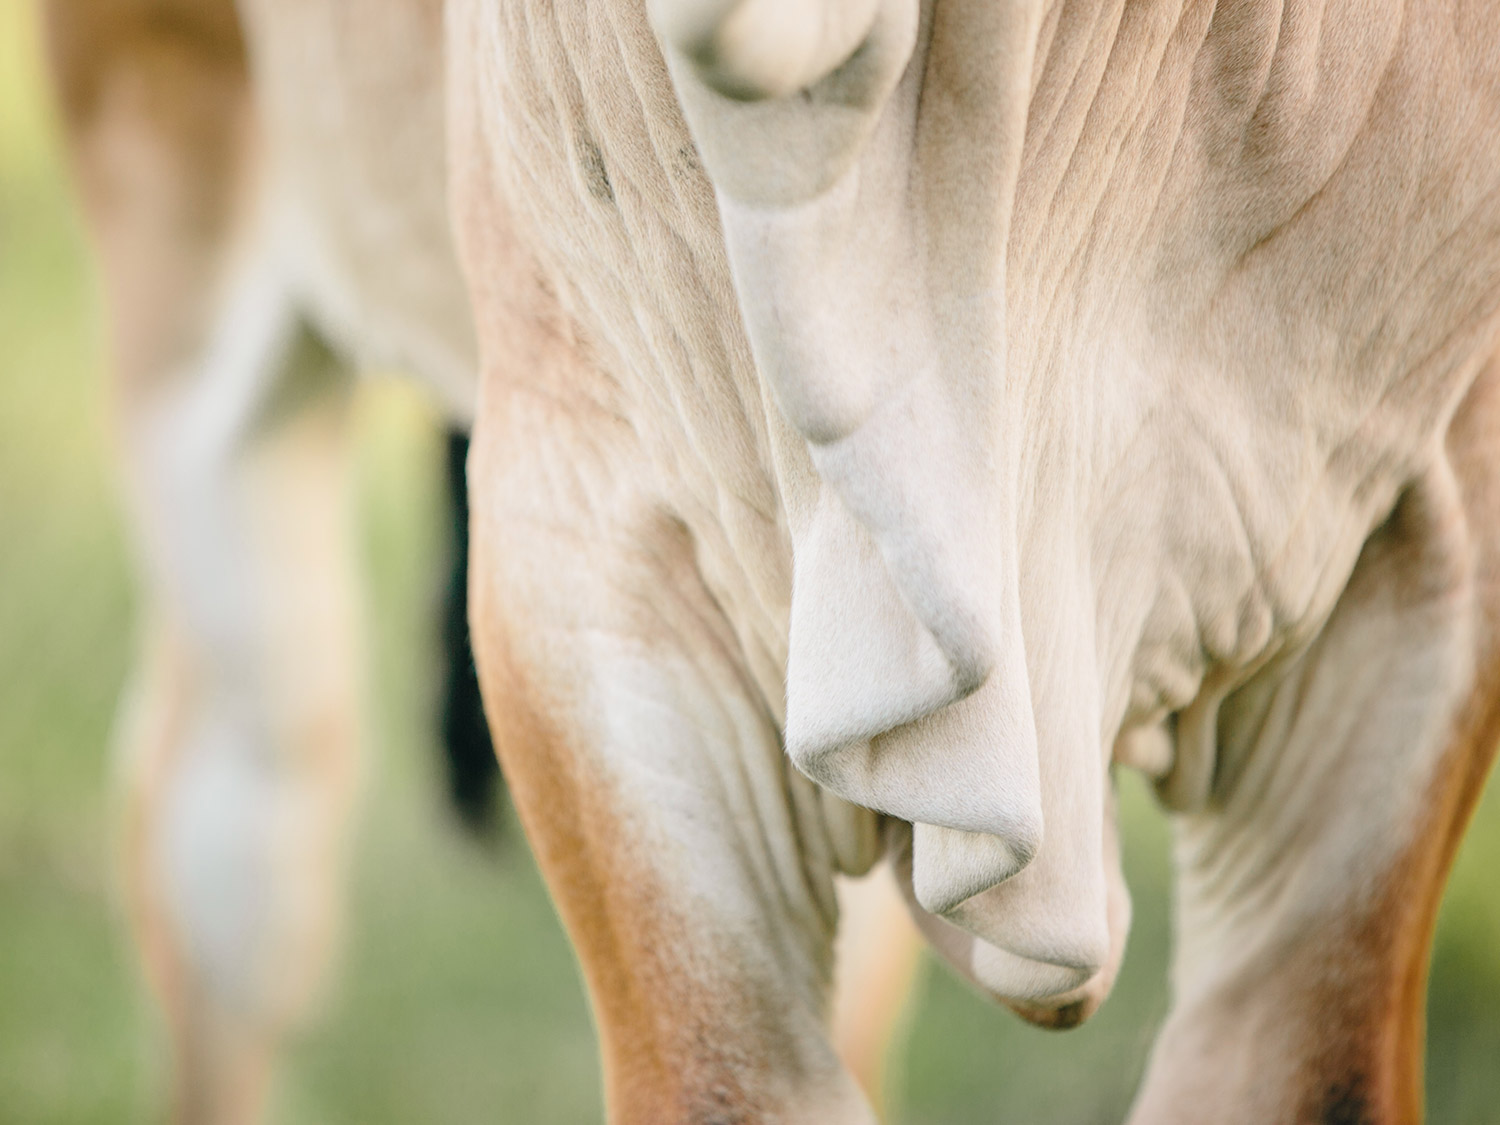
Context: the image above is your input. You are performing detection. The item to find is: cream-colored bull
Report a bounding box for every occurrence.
[48,0,1500,1122]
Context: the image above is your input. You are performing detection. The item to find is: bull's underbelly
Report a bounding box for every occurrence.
[240,0,479,422]
[274,184,478,423]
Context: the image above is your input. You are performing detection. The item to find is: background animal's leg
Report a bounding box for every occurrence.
[115,323,357,1125]
[46,7,361,1121]
[466,405,874,1125]
[832,864,923,1118]
[1131,367,1500,1125]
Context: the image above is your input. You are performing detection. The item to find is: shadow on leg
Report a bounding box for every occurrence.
[438,428,504,837]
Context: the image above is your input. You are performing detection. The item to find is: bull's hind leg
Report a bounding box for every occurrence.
[46,7,361,1121]
[831,865,923,1117]
[1131,364,1500,1125]
[466,392,873,1125]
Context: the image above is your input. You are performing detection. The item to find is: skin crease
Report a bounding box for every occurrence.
[43,0,1500,1123]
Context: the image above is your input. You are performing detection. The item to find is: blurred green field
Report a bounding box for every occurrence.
[2,5,1499,1123]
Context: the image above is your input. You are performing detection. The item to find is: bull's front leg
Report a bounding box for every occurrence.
[467,390,872,1125]
[1132,370,1500,1125]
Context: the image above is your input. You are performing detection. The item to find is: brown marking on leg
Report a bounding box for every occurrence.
[470,599,766,1124]
[464,394,771,1120]
[1301,688,1500,1122]
[1293,360,1500,1123]
[1281,655,1500,1125]
[1291,360,1500,1123]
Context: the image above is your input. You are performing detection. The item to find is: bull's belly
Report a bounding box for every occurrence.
[273,185,479,424]
[240,0,479,423]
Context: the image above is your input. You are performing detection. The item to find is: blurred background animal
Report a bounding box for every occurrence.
[40,1,507,1119]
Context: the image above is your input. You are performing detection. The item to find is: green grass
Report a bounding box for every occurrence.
[1,4,1497,1122]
